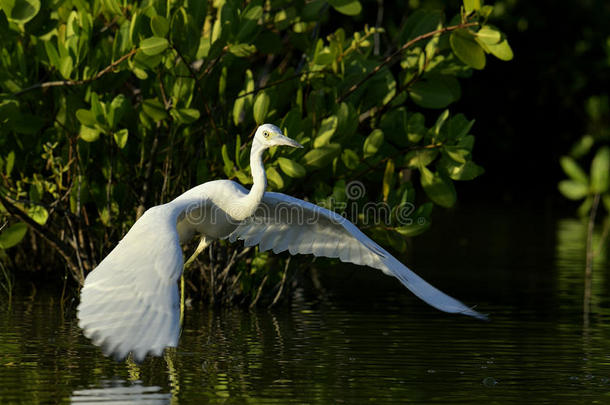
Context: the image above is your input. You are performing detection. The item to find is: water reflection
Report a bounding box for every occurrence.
[71,380,170,404]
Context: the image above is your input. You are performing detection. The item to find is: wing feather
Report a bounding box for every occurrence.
[77,204,184,361]
[228,192,486,320]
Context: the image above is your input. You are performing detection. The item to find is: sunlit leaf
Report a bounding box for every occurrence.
[559,180,588,200]
[79,125,101,142]
[327,0,362,16]
[560,156,588,185]
[113,128,128,149]
[450,30,486,70]
[476,26,502,45]
[140,37,169,56]
[313,116,338,148]
[277,157,306,178]
[170,108,200,124]
[141,98,168,122]
[150,15,169,38]
[266,166,284,189]
[302,143,341,168]
[420,166,456,207]
[341,149,360,170]
[382,159,395,202]
[363,129,384,158]
[590,146,610,193]
[253,92,270,125]
[0,222,28,249]
[463,0,481,13]
[27,205,48,225]
[228,43,257,57]
[0,0,40,23]
[484,39,513,61]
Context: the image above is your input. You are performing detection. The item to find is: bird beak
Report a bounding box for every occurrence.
[276,134,303,148]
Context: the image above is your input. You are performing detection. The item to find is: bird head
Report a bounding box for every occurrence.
[254,123,303,149]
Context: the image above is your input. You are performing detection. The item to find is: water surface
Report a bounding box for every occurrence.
[1,205,608,404]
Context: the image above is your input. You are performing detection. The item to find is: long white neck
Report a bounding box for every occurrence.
[234,139,266,221]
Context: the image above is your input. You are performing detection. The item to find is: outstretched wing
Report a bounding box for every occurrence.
[229,192,486,320]
[77,204,184,361]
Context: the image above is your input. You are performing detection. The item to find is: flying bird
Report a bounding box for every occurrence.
[77,123,485,362]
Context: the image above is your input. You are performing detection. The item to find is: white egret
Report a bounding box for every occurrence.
[78,123,485,362]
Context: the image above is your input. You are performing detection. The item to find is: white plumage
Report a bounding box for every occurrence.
[78,124,485,362]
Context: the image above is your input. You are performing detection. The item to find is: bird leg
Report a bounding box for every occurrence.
[184,235,210,269]
[181,236,211,325]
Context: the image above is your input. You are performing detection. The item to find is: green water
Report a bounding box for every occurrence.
[1,207,609,404]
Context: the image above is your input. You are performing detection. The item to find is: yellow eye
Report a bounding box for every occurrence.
[263,131,270,138]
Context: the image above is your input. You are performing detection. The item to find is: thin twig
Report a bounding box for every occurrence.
[250,274,268,309]
[13,48,137,97]
[269,256,291,308]
[337,21,479,103]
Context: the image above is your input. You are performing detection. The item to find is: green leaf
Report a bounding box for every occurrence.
[221,144,233,169]
[444,160,484,180]
[0,222,28,249]
[405,149,438,168]
[113,128,128,149]
[476,26,502,45]
[170,108,200,124]
[590,146,610,193]
[5,151,15,176]
[59,55,74,79]
[253,92,270,125]
[450,30,486,70]
[90,92,105,124]
[420,166,457,207]
[341,149,360,170]
[463,0,481,13]
[228,43,257,57]
[0,0,40,23]
[140,37,169,56]
[233,93,246,126]
[75,109,97,127]
[27,205,48,225]
[382,159,395,201]
[141,98,168,122]
[395,221,430,237]
[277,157,306,178]
[558,180,588,200]
[363,129,384,158]
[150,15,170,38]
[79,125,101,142]
[560,156,588,185]
[479,5,494,18]
[313,41,336,66]
[302,143,341,168]
[570,135,594,158]
[577,196,593,217]
[313,115,338,148]
[407,113,425,143]
[327,0,362,16]
[408,76,461,109]
[266,166,284,189]
[484,38,513,61]
[447,114,475,141]
[44,41,61,70]
[444,147,469,164]
[108,94,129,129]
